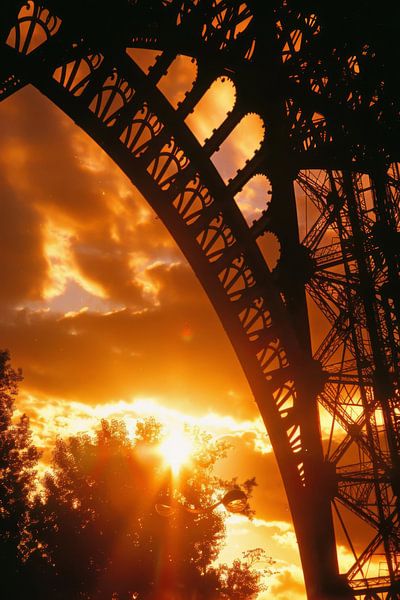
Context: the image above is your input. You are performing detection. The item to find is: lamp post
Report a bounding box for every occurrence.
[155,488,248,517]
[151,489,248,600]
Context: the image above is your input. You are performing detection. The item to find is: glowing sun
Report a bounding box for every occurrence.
[158,427,194,475]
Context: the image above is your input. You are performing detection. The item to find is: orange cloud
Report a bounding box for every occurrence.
[0,85,178,312]
[264,565,306,600]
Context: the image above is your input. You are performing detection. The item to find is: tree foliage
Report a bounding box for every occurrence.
[0,350,41,597]
[0,352,274,599]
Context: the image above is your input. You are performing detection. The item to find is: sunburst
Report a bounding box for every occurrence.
[158,427,194,475]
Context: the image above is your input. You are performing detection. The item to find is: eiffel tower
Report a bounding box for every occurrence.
[1,1,400,598]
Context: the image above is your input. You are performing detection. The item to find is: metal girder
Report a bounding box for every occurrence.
[1,1,400,598]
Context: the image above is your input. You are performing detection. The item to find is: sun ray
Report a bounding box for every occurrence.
[157,426,194,475]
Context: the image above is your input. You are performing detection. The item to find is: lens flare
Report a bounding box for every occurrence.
[181,323,193,342]
[158,427,194,475]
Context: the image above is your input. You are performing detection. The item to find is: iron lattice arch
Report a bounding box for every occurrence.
[1,1,400,598]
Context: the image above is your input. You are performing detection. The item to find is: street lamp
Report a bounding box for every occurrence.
[155,488,247,517]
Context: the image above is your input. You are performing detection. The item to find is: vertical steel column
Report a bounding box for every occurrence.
[253,9,352,598]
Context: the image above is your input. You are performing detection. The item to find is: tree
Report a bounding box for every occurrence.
[32,417,268,599]
[0,352,273,598]
[216,549,277,599]
[0,350,41,598]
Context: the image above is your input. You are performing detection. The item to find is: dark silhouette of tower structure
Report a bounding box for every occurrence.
[1,1,400,598]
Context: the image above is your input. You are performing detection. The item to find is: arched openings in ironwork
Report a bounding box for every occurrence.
[126,48,162,75]
[256,232,281,272]
[234,174,280,271]
[53,53,105,98]
[211,112,265,183]
[157,54,198,109]
[235,173,271,225]
[6,0,61,56]
[120,103,164,159]
[184,75,237,145]
[89,70,135,129]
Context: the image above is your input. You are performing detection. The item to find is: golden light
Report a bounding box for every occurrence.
[158,426,195,475]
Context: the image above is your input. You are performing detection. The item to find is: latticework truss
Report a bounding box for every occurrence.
[1,1,399,598]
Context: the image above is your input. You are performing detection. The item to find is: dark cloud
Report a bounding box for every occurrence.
[146,261,209,307]
[0,85,111,223]
[0,175,48,305]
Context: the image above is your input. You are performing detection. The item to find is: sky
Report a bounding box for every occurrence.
[0,74,309,597]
